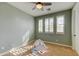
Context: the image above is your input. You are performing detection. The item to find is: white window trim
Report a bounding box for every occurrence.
[45,17,54,33]
[56,15,65,34]
[38,19,43,33]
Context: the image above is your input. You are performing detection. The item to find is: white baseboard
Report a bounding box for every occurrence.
[28,40,72,48]
[44,41,72,48]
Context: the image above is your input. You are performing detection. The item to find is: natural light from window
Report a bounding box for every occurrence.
[56,15,64,34]
[38,19,43,32]
[45,17,54,32]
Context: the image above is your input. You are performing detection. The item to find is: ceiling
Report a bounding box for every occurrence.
[8,2,75,17]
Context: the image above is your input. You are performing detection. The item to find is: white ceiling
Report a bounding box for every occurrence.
[8,2,75,17]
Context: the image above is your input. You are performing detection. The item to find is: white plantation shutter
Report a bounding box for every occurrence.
[38,19,43,32]
[56,15,64,34]
[45,17,54,32]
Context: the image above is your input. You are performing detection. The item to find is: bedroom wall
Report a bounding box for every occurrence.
[35,10,72,46]
[0,3,34,53]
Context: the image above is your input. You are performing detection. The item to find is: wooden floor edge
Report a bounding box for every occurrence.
[44,41,79,55]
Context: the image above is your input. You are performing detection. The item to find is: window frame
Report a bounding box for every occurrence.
[56,15,65,34]
[45,17,54,33]
[38,19,43,33]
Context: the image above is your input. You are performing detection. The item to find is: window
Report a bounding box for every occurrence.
[45,17,54,32]
[38,16,64,33]
[56,15,64,34]
[38,19,43,32]
[49,18,54,32]
[45,18,49,32]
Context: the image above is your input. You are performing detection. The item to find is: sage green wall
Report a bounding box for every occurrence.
[34,9,72,46]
